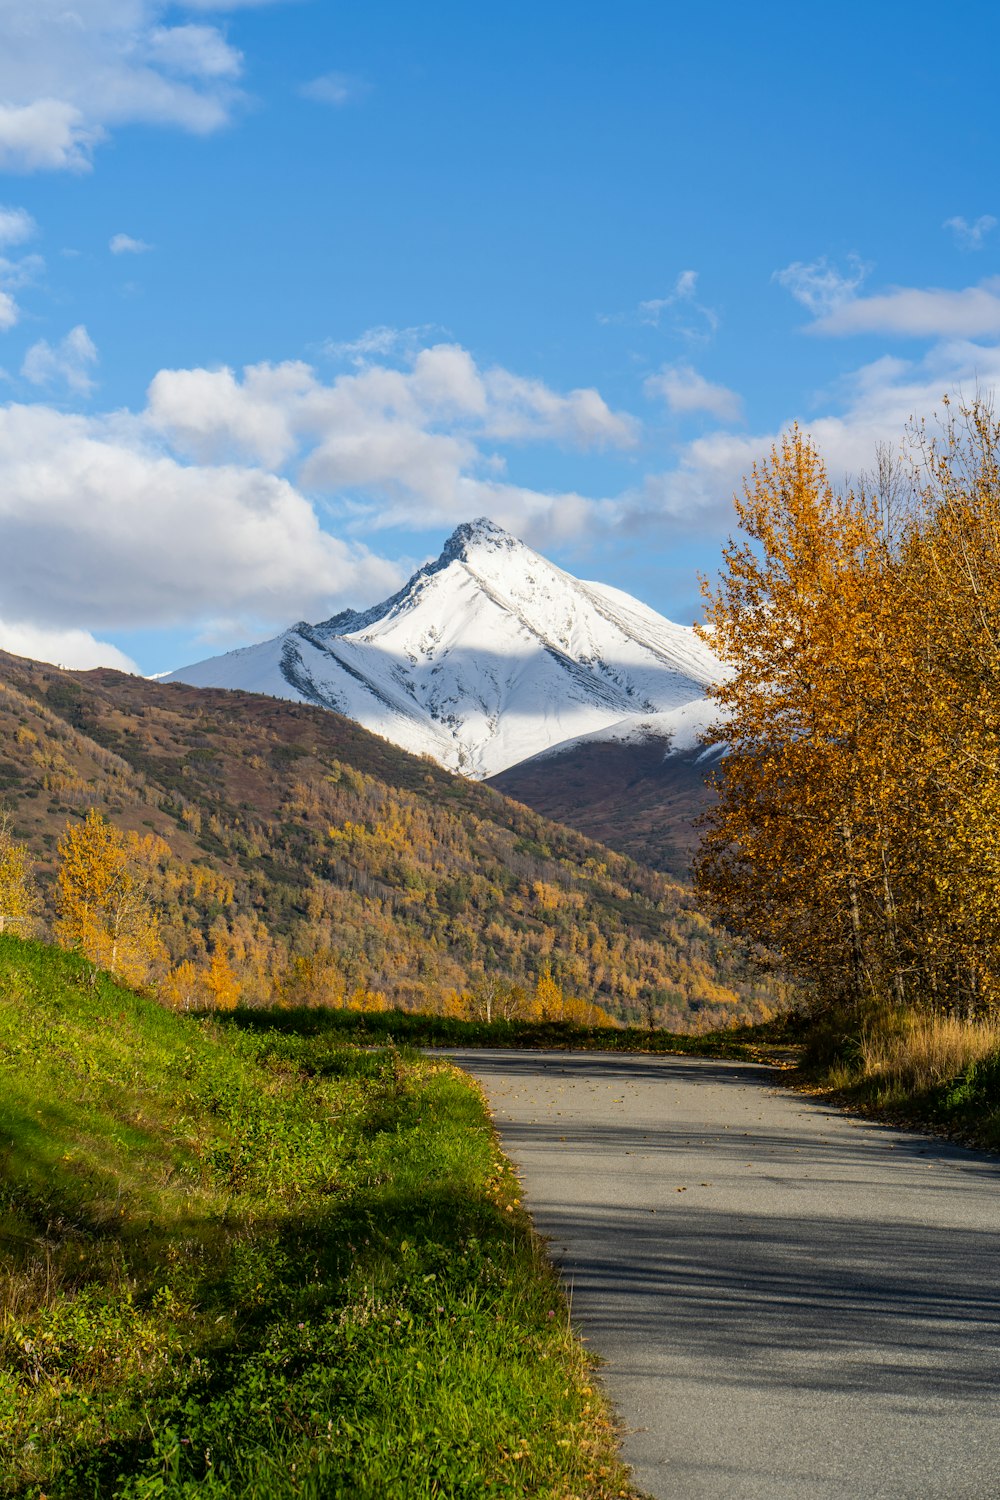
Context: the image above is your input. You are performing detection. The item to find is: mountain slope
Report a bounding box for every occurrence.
[0,649,780,1029]
[490,738,717,879]
[166,518,721,778]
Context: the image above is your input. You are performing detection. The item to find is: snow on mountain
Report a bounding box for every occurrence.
[165,518,723,779]
[519,697,723,768]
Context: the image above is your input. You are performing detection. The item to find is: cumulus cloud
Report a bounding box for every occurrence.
[809,279,1000,339]
[14,322,1000,658]
[482,369,638,447]
[0,334,643,654]
[0,100,101,173]
[773,254,871,316]
[299,72,369,107]
[147,342,636,514]
[22,326,99,396]
[146,24,242,80]
[147,360,313,467]
[944,215,996,251]
[644,363,743,423]
[0,206,38,248]
[0,0,286,172]
[621,337,1000,541]
[0,293,19,332]
[0,618,138,672]
[0,401,402,634]
[110,233,153,255]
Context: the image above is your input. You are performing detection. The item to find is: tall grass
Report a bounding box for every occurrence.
[802,1001,1000,1149]
[857,1010,1000,1093]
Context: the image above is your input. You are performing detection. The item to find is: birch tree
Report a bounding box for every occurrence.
[55,809,163,987]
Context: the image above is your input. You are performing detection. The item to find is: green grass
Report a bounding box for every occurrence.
[230,1005,791,1063]
[0,936,636,1498]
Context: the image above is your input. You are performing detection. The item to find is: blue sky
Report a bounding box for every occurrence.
[2,0,1000,674]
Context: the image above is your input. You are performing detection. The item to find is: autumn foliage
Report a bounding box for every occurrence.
[0,817,38,938]
[54,810,165,987]
[697,400,1000,1016]
[0,652,782,1028]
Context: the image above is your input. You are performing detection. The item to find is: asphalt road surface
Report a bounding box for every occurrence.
[444,1049,1000,1500]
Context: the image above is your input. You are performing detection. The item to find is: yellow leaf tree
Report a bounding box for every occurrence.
[0,816,38,938]
[695,427,908,1008]
[55,809,164,987]
[697,408,1000,1016]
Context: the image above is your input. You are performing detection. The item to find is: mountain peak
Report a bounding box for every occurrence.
[167,519,722,778]
[440,517,521,564]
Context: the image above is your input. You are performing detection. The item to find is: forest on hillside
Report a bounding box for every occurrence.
[0,654,786,1029]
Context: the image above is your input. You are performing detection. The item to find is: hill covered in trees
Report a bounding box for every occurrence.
[0,651,783,1029]
[490,738,714,878]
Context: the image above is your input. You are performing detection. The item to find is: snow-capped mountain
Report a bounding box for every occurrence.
[165,518,722,779]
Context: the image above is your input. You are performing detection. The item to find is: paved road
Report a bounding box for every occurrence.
[444,1049,1000,1500]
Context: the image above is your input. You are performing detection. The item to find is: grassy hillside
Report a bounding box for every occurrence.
[0,934,635,1498]
[0,649,784,1029]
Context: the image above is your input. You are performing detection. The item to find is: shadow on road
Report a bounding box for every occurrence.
[447,1048,1000,1410]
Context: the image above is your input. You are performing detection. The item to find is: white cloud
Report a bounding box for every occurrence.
[147,342,636,512]
[773,258,1000,341]
[944,215,996,251]
[621,336,1000,540]
[0,206,38,248]
[0,401,402,634]
[0,336,638,649]
[0,254,44,292]
[321,325,440,363]
[179,0,294,8]
[147,360,312,466]
[0,618,138,672]
[482,369,637,447]
[0,0,287,172]
[147,24,242,80]
[6,320,999,661]
[299,72,369,107]
[301,421,478,505]
[0,335,627,654]
[810,279,1000,338]
[110,233,153,255]
[0,100,101,173]
[22,326,99,396]
[645,363,743,423]
[0,245,44,332]
[773,254,871,315]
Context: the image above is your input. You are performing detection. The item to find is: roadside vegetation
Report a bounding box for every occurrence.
[797,1003,1000,1150]
[0,933,636,1498]
[231,1003,789,1063]
[697,399,1000,1144]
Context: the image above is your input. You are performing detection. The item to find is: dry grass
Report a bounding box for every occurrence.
[856,1009,1000,1093]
